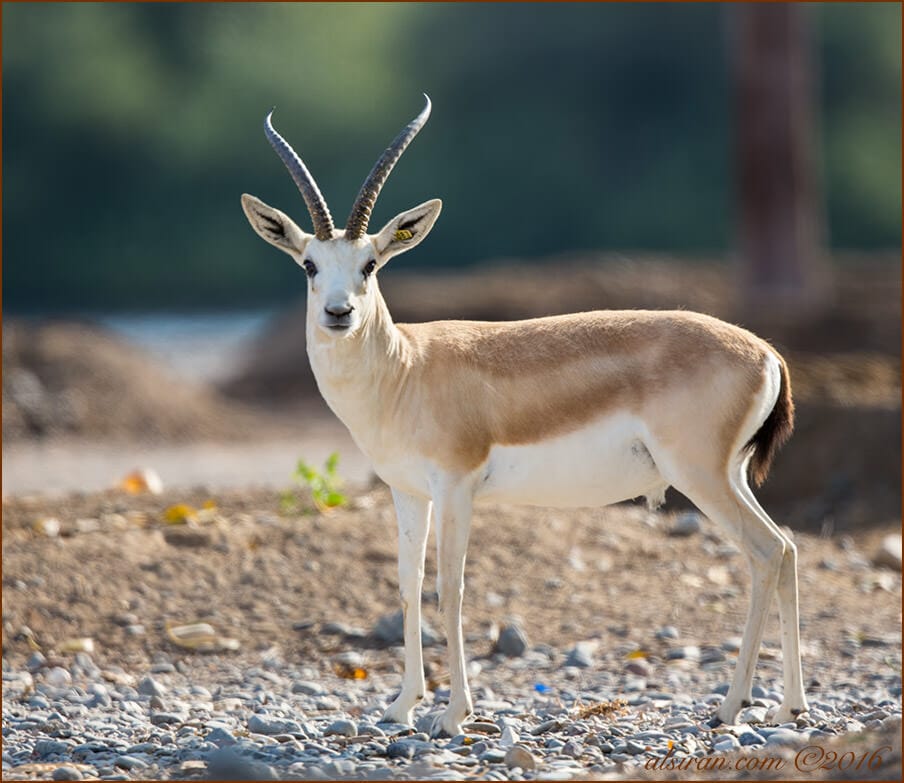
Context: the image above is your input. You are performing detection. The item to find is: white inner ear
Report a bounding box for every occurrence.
[242,194,309,256]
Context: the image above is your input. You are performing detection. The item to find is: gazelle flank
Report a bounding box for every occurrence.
[241,96,808,738]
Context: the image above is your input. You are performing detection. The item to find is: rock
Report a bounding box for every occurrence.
[26,651,47,672]
[764,728,802,747]
[669,512,702,537]
[114,755,148,769]
[565,641,596,668]
[386,741,416,759]
[713,734,740,752]
[324,719,358,737]
[373,610,441,647]
[248,714,299,735]
[625,660,650,677]
[739,705,768,723]
[291,680,325,696]
[137,675,166,698]
[873,534,902,570]
[51,767,84,781]
[499,726,519,748]
[321,621,367,638]
[665,645,700,661]
[504,745,536,770]
[34,739,72,758]
[206,746,277,780]
[149,712,185,726]
[655,625,680,640]
[738,730,765,746]
[531,719,563,735]
[206,727,237,747]
[495,623,529,657]
[45,667,72,688]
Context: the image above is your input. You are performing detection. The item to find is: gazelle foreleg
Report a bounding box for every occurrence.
[430,478,475,737]
[381,490,432,726]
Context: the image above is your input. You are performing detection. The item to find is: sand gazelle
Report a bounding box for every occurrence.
[241,96,808,737]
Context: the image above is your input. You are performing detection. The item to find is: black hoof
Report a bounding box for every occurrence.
[741,699,752,708]
[706,715,724,729]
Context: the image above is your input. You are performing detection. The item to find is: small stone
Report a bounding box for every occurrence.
[248,714,299,735]
[373,610,441,647]
[500,726,519,748]
[873,534,902,571]
[26,651,47,672]
[137,675,166,698]
[495,623,529,657]
[625,660,650,677]
[386,741,416,759]
[624,740,647,755]
[565,641,596,668]
[34,740,72,758]
[738,730,765,746]
[713,734,740,752]
[531,719,563,735]
[669,512,702,537]
[655,625,680,640]
[765,728,802,747]
[206,727,237,747]
[45,666,72,688]
[739,705,768,723]
[52,767,83,781]
[324,719,358,737]
[291,680,325,696]
[504,745,536,770]
[114,755,147,769]
[665,645,700,661]
[149,712,184,726]
[206,747,276,780]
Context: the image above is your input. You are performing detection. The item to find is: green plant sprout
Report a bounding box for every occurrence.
[283,452,347,513]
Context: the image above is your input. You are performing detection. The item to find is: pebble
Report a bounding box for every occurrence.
[45,667,72,688]
[373,610,441,647]
[504,745,536,770]
[324,719,357,737]
[669,512,702,537]
[873,533,902,570]
[137,675,166,698]
[51,767,84,781]
[248,714,299,735]
[564,642,596,668]
[495,623,529,657]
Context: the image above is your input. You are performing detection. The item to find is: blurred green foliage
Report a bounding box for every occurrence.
[3,2,900,312]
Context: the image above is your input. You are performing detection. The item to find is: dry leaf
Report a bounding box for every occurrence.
[118,468,163,495]
[164,504,197,525]
[575,698,628,719]
[333,662,368,679]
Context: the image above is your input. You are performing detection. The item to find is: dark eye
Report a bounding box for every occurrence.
[363,259,377,278]
[302,259,317,278]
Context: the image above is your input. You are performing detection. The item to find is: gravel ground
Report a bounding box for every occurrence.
[2,486,901,780]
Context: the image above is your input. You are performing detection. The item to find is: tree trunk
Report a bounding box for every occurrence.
[731,4,830,311]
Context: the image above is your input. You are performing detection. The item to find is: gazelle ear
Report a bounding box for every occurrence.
[241,194,311,256]
[373,199,442,264]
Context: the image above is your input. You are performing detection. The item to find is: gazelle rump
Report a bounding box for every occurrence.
[241,96,808,737]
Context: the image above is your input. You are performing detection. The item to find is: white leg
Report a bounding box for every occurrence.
[735,479,808,721]
[668,472,786,725]
[380,489,431,726]
[430,481,474,737]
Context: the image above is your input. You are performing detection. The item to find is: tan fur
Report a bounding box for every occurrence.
[380,310,773,473]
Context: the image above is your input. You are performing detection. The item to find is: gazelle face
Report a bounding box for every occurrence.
[241,194,442,339]
[298,235,378,336]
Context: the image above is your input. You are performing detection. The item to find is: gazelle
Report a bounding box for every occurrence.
[241,96,808,737]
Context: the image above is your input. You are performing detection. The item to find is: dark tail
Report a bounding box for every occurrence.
[745,355,794,488]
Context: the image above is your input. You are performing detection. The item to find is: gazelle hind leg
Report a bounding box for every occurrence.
[733,466,808,721]
[649,443,787,726]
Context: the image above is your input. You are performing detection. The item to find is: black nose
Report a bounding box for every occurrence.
[324,304,354,318]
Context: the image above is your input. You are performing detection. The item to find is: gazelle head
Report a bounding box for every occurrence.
[242,96,441,337]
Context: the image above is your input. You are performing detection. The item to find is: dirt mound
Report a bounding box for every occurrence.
[2,320,262,443]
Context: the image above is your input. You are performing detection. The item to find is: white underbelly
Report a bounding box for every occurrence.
[474,414,666,508]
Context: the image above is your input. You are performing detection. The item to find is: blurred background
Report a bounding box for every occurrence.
[2,2,901,531]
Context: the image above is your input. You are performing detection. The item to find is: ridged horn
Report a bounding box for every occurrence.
[345,95,432,240]
[264,110,335,241]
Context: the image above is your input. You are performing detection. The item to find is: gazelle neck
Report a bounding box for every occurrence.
[305,282,409,439]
